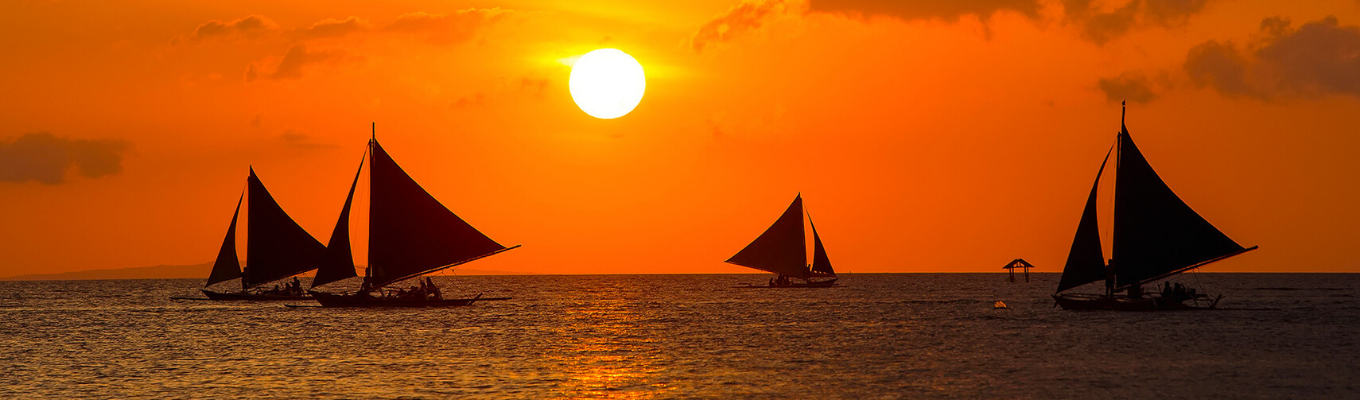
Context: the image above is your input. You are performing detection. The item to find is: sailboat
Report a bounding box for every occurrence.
[198,168,326,300]
[728,194,839,288]
[1052,102,1257,311]
[308,125,518,307]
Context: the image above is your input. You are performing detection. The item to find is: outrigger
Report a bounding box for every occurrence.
[1051,102,1256,311]
[728,194,840,288]
[177,167,326,301]
[306,124,517,307]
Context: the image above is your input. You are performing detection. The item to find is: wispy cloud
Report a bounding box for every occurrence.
[1064,0,1213,44]
[245,44,363,81]
[180,15,278,44]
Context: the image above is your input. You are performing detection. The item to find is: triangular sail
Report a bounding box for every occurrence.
[808,213,836,277]
[1056,146,1113,293]
[726,195,809,280]
[205,194,243,287]
[312,154,365,289]
[242,168,327,289]
[1112,124,1246,287]
[366,140,508,289]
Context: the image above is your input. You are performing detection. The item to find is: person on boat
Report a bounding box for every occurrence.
[1104,261,1115,297]
[425,277,441,300]
[292,277,302,295]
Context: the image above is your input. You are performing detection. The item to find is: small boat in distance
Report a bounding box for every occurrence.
[1052,102,1257,311]
[195,168,326,300]
[728,194,839,288]
[308,125,517,307]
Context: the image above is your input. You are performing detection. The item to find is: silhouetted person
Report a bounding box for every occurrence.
[1104,260,1115,297]
[426,277,441,300]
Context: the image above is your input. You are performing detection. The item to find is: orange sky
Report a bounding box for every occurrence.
[2,0,1358,276]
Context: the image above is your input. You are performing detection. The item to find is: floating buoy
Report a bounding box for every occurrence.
[994,301,1009,309]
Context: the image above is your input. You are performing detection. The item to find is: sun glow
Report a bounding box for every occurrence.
[568,49,646,119]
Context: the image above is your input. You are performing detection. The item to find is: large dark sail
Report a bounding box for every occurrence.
[808,213,836,277]
[366,140,508,289]
[726,195,809,279]
[1112,124,1246,287]
[1056,147,1113,293]
[312,155,365,289]
[242,168,327,289]
[205,194,243,287]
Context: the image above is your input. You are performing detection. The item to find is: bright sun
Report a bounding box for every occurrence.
[569,49,645,119]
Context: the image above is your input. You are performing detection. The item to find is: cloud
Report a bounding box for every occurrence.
[246,44,362,81]
[1065,0,1212,44]
[0,132,131,185]
[300,16,371,39]
[185,15,278,43]
[1185,16,1360,100]
[809,0,1042,21]
[385,9,511,44]
[279,130,337,150]
[1098,71,1159,103]
[692,0,805,52]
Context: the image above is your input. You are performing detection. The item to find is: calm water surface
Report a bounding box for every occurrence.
[1,273,1357,399]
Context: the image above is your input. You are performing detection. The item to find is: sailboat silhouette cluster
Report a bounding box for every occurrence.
[193,125,517,307]
[1052,102,1256,311]
[185,102,1256,310]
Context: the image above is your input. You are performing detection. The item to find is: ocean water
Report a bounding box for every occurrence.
[0,273,1356,399]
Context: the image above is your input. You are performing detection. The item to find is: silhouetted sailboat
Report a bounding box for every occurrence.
[729,194,839,288]
[1052,102,1257,311]
[198,168,326,300]
[308,125,518,307]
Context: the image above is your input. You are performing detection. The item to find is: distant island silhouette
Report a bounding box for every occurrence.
[0,263,532,281]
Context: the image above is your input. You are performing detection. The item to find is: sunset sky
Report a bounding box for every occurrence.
[2,0,1358,277]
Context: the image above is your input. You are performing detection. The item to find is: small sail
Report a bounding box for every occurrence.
[366,140,508,289]
[1112,125,1246,287]
[242,168,327,289]
[808,214,836,277]
[312,154,365,289]
[1056,147,1113,293]
[205,194,243,287]
[726,195,810,280]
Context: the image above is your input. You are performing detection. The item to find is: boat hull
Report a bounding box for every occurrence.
[200,289,311,301]
[1052,293,1220,311]
[309,291,510,308]
[734,278,839,288]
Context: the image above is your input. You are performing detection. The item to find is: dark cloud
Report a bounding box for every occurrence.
[0,132,131,185]
[300,16,371,39]
[186,15,278,43]
[809,0,1041,21]
[1185,16,1360,100]
[385,9,510,44]
[246,44,361,81]
[1098,71,1159,103]
[692,0,800,52]
[1065,0,1211,44]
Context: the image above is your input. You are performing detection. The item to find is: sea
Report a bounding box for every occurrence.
[0,273,1356,399]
